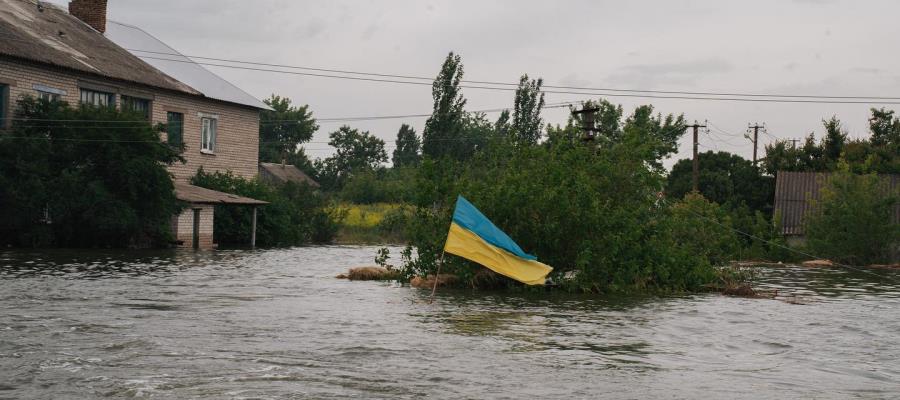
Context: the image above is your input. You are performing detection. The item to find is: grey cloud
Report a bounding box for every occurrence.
[605,59,734,88]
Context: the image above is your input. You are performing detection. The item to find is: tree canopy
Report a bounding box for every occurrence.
[0,97,183,247]
[391,123,421,168]
[511,74,545,145]
[259,95,318,174]
[667,151,774,214]
[315,125,387,190]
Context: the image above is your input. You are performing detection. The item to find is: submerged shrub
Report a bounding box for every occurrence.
[805,168,899,265]
[401,140,733,293]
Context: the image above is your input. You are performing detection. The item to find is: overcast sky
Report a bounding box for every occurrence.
[47,0,900,166]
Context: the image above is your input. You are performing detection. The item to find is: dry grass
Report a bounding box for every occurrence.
[337,266,401,281]
[410,274,459,289]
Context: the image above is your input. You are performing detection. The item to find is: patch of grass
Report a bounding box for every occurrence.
[333,203,409,244]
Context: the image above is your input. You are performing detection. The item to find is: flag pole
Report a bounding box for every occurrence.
[429,251,446,303]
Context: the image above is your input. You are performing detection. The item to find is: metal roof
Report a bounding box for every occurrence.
[105,21,272,110]
[259,162,320,187]
[0,0,199,95]
[774,171,900,236]
[174,183,268,206]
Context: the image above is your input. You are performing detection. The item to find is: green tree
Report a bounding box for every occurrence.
[869,107,900,147]
[192,169,340,246]
[402,120,722,292]
[259,95,318,171]
[494,109,511,137]
[422,52,470,160]
[316,126,387,190]
[391,123,421,168]
[667,151,774,214]
[805,167,899,265]
[512,74,545,145]
[0,97,183,247]
[822,116,847,165]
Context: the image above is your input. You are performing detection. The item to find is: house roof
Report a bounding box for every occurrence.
[105,21,272,110]
[174,183,268,206]
[259,162,320,187]
[774,171,899,235]
[0,0,199,95]
[0,0,270,110]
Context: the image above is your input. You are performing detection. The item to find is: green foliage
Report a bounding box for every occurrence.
[191,169,339,246]
[339,167,415,204]
[763,110,900,175]
[314,125,387,190]
[391,124,421,168]
[667,151,774,215]
[805,167,900,265]
[402,127,732,293]
[661,193,740,266]
[0,97,182,248]
[511,74,545,145]
[259,95,318,168]
[869,107,900,148]
[422,52,473,160]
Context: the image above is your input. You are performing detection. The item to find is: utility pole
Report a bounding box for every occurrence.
[686,121,707,193]
[571,106,601,145]
[788,138,800,148]
[746,123,765,166]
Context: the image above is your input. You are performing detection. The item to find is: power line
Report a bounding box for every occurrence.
[4,30,900,104]
[132,55,900,105]
[124,47,900,101]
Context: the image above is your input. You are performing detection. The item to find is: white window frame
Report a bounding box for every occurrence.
[33,84,66,102]
[200,113,218,154]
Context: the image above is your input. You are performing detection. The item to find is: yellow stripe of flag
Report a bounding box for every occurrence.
[444,222,553,285]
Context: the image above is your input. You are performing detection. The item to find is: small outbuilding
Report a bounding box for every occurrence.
[259,162,320,188]
[173,183,268,250]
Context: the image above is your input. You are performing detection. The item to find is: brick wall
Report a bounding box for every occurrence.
[0,58,261,182]
[172,205,215,249]
[68,0,108,33]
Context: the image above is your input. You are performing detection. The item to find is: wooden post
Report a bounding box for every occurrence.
[250,206,258,249]
[429,251,446,303]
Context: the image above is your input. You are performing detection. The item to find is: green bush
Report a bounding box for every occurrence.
[191,169,339,246]
[0,97,182,248]
[805,168,899,265]
[401,141,729,293]
[339,167,416,204]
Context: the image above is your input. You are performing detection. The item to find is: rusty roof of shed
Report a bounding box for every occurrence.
[259,162,320,188]
[774,171,899,236]
[175,183,268,206]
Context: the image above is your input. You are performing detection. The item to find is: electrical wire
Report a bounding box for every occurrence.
[134,55,900,105]
[123,47,900,101]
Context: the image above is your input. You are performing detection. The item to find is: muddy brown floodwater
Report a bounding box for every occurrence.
[1,246,899,399]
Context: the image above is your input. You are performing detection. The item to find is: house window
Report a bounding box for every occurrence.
[200,116,217,153]
[33,84,65,103]
[167,112,183,146]
[37,91,60,102]
[0,84,8,129]
[122,95,151,120]
[79,88,115,108]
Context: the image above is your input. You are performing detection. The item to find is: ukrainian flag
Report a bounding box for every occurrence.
[443,196,553,285]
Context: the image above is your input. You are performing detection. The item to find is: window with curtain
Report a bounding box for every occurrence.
[201,117,217,153]
[79,88,115,108]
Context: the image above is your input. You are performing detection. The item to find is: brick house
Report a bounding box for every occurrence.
[0,0,270,249]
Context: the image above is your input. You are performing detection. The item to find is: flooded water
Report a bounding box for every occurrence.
[1,246,899,399]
